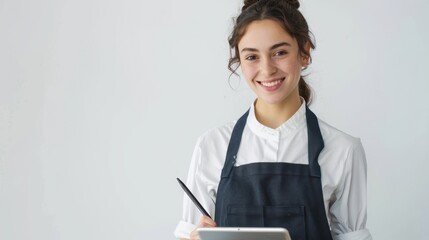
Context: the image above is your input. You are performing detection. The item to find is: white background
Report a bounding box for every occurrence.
[1,0,428,239]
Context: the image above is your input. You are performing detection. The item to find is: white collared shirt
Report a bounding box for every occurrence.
[174,101,372,240]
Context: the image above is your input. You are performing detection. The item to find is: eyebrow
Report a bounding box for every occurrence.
[240,41,291,53]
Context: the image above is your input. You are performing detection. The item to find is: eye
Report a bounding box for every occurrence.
[274,50,288,56]
[245,55,258,61]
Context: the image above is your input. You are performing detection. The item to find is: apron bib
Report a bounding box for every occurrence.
[214,106,333,240]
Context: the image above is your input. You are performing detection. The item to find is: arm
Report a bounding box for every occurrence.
[329,139,373,240]
[175,135,218,239]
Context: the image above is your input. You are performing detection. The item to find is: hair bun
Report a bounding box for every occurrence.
[242,0,259,11]
[285,0,300,9]
[242,0,300,11]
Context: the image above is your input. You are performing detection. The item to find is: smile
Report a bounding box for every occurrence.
[257,78,285,91]
[259,79,283,87]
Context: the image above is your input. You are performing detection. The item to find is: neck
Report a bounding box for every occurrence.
[254,96,302,129]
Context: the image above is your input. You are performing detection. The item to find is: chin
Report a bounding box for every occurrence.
[259,96,287,105]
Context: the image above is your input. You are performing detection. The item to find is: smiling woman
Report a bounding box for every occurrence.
[238,19,308,128]
[175,0,373,240]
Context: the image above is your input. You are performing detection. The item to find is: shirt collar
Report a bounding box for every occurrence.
[247,98,307,139]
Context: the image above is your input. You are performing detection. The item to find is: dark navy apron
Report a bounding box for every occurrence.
[214,106,333,240]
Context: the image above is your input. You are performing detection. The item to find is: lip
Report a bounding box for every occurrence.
[256,78,285,92]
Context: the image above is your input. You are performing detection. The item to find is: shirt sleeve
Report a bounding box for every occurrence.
[329,138,373,240]
[174,135,216,239]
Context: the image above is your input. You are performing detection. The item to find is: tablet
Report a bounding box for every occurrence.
[198,227,291,240]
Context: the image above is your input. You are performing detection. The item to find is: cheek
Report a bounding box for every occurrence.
[280,59,302,76]
[290,64,302,76]
[240,63,257,81]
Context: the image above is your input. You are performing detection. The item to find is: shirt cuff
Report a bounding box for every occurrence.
[174,220,196,239]
[333,229,372,240]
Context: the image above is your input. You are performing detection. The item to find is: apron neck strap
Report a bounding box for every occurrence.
[221,109,249,178]
[306,106,324,177]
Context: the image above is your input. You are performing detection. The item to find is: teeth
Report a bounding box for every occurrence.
[261,80,281,87]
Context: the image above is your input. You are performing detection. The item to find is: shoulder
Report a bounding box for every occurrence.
[194,121,236,153]
[318,118,363,153]
[190,121,237,182]
[316,118,366,173]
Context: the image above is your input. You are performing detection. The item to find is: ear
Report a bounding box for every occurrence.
[301,41,312,67]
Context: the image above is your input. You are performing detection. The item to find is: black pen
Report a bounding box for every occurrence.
[177,178,212,219]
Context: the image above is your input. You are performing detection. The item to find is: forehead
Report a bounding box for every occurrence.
[238,19,297,50]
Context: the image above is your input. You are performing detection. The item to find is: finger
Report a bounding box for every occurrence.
[190,229,200,240]
[198,216,217,228]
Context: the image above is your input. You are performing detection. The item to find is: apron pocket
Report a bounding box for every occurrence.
[226,205,306,240]
[226,205,264,227]
[264,205,306,240]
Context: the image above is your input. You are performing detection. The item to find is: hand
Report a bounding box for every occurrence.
[189,216,217,240]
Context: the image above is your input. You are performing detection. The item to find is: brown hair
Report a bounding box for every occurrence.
[228,0,315,103]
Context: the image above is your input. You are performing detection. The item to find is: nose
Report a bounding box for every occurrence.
[260,57,277,76]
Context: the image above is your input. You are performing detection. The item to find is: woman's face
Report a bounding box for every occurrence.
[238,19,308,106]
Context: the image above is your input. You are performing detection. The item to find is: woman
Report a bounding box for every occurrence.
[175,0,372,239]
